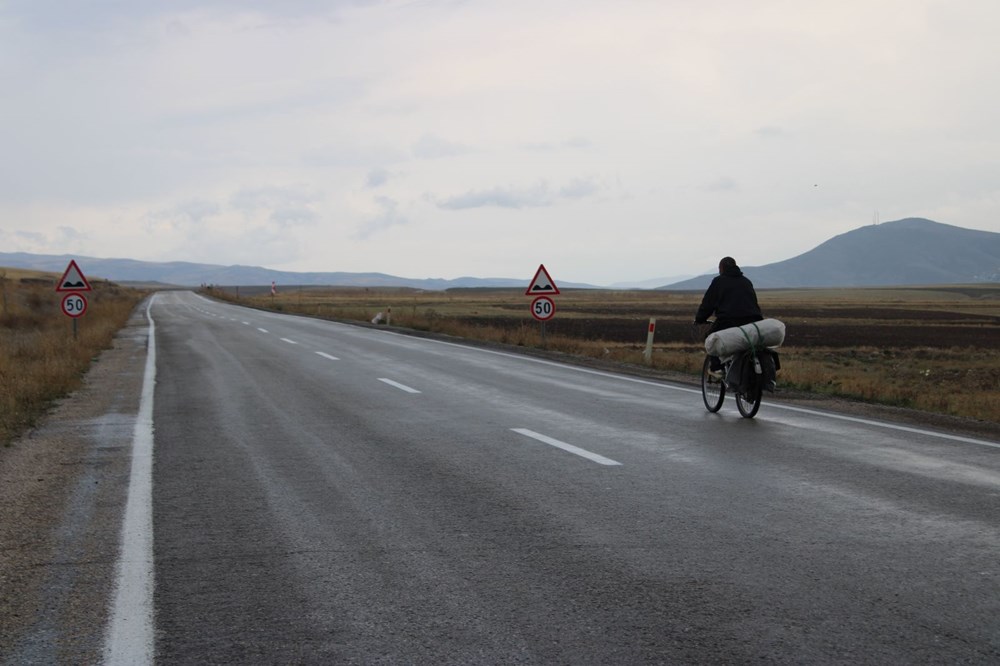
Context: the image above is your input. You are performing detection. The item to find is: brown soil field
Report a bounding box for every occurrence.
[453,314,1000,349]
[455,292,1000,348]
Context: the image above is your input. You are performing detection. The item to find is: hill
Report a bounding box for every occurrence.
[0,252,596,290]
[4,218,997,290]
[663,218,1000,290]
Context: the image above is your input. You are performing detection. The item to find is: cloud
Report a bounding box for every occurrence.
[227,186,321,228]
[15,230,46,245]
[302,142,405,168]
[356,196,407,239]
[3,0,1000,283]
[149,199,221,228]
[524,137,593,151]
[269,208,319,228]
[437,183,552,210]
[755,126,786,138]
[0,226,81,250]
[173,223,303,267]
[230,186,319,212]
[2,0,366,32]
[706,177,738,192]
[412,134,474,159]
[365,167,390,188]
[437,178,602,210]
[559,177,600,199]
[57,226,86,243]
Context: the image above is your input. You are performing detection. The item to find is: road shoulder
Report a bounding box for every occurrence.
[0,301,150,664]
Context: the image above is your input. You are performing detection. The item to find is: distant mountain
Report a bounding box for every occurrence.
[608,275,695,290]
[662,218,1000,290]
[0,252,598,290]
[5,218,997,290]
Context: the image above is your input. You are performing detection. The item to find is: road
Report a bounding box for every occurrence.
[26,290,1000,663]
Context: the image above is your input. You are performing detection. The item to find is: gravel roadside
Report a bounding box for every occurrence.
[0,301,150,665]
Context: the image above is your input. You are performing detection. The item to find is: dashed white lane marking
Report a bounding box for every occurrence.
[242,321,250,325]
[280,338,298,345]
[315,352,340,361]
[378,378,421,394]
[201,296,998,451]
[512,428,622,466]
[103,297,156,665]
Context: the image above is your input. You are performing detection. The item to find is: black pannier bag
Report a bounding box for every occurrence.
[760,350,778,392]
[726,349,778,393]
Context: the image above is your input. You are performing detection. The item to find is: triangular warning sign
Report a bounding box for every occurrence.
[525,264,559,295]
[56,260,92,292]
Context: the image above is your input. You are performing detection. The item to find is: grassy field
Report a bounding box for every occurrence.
[0,268,147,446]
[208,283,1000,425]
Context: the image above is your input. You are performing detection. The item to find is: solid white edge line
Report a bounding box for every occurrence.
[103,296,156,665]
[512,428,622,466]
[315,352,340,361]
[766,403,1000,449]
[378,378,421,393]
[406,336,999,449]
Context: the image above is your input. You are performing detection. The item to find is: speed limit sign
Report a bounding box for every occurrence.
[61,293,88,318]
[530,296,556,321]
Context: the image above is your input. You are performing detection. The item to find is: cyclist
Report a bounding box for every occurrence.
[694,256,763,376]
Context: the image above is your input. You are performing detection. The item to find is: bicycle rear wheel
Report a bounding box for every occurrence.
[701,356,725,412]
[735,380,762,418]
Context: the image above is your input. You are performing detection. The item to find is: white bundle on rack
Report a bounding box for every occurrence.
[705,318,786,357]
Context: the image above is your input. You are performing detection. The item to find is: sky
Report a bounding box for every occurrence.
[2,0,999,286]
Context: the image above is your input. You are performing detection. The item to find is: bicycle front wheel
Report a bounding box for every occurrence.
[701,356,725,412]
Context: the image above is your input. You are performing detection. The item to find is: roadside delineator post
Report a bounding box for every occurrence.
[643,318,656,365]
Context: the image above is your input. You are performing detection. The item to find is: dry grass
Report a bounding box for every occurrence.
[0,270,147,445]
[207,283,1000,425]
[777,346,1000,417]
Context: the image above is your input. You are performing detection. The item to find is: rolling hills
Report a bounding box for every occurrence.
[2,218,997,290]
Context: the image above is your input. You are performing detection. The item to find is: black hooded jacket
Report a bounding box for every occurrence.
[694,265,763,330]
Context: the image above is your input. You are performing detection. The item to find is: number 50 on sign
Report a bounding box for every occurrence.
[530,296,555,321]
[61,293,88,318]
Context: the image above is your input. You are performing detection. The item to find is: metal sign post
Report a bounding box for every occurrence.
[56,261,92,341]
[61,293,88,339]
[526,266,559,349]
[530,295,556,348]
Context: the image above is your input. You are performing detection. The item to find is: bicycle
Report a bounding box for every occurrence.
[695,322,773,419]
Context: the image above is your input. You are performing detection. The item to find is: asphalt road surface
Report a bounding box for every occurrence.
[123,292,1000,662]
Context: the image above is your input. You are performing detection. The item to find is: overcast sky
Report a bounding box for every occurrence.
[2,0,998,286]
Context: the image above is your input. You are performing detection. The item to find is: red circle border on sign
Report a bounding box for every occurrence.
[530,296,556,321]
[61,292,88,318]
